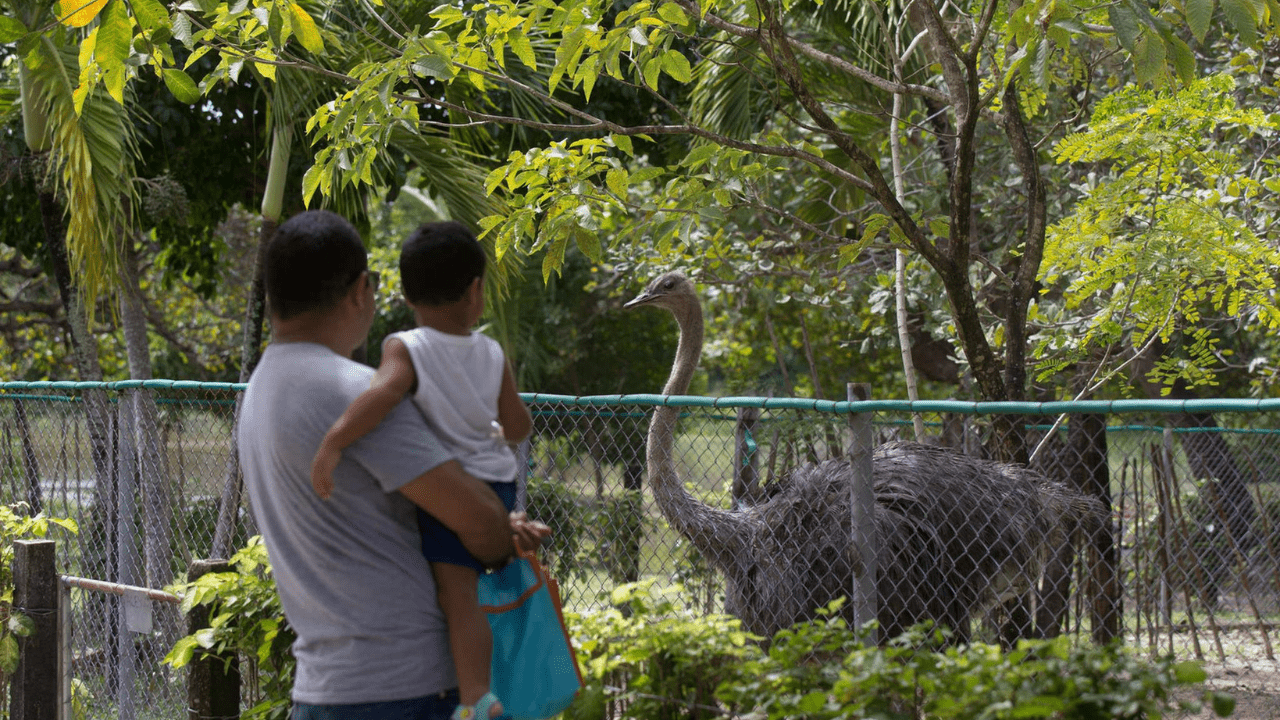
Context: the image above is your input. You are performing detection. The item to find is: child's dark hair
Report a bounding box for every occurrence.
[400,221,486,305]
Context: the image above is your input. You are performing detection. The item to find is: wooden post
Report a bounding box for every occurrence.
[732,408,760,508]
[11,540,58,720]
[187,560,240,720]
[846,383,877,644]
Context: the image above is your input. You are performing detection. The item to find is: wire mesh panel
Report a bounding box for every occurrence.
[4,382,1280,716]
[0,382,240,720]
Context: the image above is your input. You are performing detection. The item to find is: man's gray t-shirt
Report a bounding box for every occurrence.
[238,342,456,705]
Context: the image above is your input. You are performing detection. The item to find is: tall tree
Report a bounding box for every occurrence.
[140,0,1275,462]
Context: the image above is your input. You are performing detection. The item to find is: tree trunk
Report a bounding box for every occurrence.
[1132,344,1259,590]
[12,400,43,514]
[118,238,174,593]
[1072,413,1120,643]
[40,189,118,671]
[211,215,277,558]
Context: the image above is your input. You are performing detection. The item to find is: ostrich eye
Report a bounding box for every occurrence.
[663,279,675,289]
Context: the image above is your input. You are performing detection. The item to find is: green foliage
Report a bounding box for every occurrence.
[568,587,1235,720]
[164,536,294,720]
[568,580,760,720]
[159,546,1233,720]
[1039,74,1280,392]
[525,474,589,586]
[0,504,77,674]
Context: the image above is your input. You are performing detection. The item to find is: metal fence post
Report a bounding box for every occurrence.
[186,560,239,720]
[11,539,58,720]
[846,383,877,644]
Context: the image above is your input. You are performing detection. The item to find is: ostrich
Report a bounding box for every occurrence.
[624,271,1105,640]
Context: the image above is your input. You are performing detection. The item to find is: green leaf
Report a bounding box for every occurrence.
[1220,0,1259,44]
[797,692,826,713]
[1132,32,1165,85]
[658,2,689,25]
[7,614,35,638]
[605,168,628,198]
[412,56,453,80]
[0,635,17,674]
[1109,3,1141,53]
[97,0,133,70]
[628,26,649,47]
[163,68,201,104]
[508,29,536,70]
[1185,0,1214,42]
[171,12,193,47]
[661,49,691,82]
[542,234,568,283]
[1166,35,1196,84]
[302,163,324,206]
[288,3,325,53]
[1211,691,1236,717]
[642,57,661,89]
[58,0,108,27]
[574,228,602,262]
[0,16,27,43]
[131,0,168,30]
[681,143,717,169]
[1030,37,1050,88]
[1173,661,1208,684]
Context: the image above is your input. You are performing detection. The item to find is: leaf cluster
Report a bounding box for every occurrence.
[164,536,294,720]
[0,504,77,674]
[1038,73,1280,393]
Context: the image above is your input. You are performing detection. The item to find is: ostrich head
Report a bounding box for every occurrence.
[624,271,698,315]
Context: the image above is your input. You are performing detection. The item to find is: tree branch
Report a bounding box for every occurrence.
[416,85,876,193]
[678,0,954,107]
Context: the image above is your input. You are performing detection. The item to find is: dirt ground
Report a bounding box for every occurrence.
[1178,659,1280,719]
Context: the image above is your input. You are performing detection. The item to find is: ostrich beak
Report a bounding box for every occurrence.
[623,291,655,309]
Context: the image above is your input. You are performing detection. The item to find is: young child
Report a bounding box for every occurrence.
[310,220,533,720]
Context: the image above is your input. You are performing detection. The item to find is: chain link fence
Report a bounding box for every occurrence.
[3,381,1280,717]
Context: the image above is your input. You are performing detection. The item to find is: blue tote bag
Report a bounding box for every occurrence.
[478,544,583,720]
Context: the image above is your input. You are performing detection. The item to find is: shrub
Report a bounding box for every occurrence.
[164,536,294,720]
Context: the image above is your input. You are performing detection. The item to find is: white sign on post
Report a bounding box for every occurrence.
[124,589,153,634]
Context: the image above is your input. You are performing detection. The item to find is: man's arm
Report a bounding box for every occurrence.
[398,460,514,567]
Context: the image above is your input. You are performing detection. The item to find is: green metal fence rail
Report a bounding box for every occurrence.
[7,380,1280,414]
[4,380,1280,719]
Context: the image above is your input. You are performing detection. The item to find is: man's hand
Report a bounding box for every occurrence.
[509,512,551,553]
[311,443,341,500]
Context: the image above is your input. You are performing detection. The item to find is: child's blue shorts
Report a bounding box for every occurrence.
[417,480,517,572]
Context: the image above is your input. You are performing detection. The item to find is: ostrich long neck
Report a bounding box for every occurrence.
[651,301,703,459]
[646,297,745,570]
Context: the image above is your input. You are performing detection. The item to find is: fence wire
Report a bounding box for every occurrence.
[3,382,1280,717]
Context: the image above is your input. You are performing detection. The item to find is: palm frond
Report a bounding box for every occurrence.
[27,33,137,316]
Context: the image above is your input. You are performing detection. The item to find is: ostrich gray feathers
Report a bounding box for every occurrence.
[626,271,1107,639]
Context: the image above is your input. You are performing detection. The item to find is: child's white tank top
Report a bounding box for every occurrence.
[386,326,517,484]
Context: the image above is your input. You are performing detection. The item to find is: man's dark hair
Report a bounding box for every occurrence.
[400,221,486,305]
[266,210,367,321]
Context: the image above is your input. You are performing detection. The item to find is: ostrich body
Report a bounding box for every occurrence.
[625,272,1104,639]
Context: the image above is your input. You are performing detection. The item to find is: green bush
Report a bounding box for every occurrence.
[167,543,1235,720]
[0,504,77,674]
[567,586,1236,720]
[164,536,294,720]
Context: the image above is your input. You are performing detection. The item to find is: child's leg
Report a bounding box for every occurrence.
[432,561,502,718]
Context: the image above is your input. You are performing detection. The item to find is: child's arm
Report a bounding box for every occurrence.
[496,358,532,445]
[311,338,417,498]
